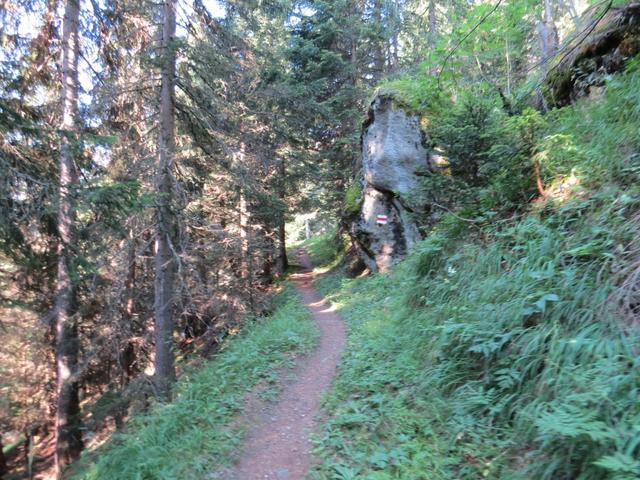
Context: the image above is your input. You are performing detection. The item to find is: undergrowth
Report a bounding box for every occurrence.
[294,227,347,271]
[309,57,640,480]
[68,285,318,480]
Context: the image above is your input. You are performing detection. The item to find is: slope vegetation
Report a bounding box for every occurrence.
[309,58,640,480]
[68,285,318,479]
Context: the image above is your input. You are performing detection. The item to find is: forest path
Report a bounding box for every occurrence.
[228,250,346,480]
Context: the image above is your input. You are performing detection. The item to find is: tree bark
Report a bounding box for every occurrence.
[534,158,546,197]
[239,186,254,313]
[154,0,177,401]
[277,220,288,273]
[559,0,579,26]
[537,0,559,69]
[391,32,398,68]
[373,0,385,80]
[505,35,512,96]
[54,0,83,475]
[120,228,137,386]
[535,0,559,111]
[427,0,437,75]
[276,158,288,275]
[0,433,7,477]
[350,25,361,174]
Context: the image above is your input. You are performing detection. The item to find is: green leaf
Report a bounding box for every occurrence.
[593,452,640,474]
[534,293,560,312]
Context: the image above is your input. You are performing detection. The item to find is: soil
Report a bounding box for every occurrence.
[228,250,346,480]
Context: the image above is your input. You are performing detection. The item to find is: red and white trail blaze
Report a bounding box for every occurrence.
[376,214,388,225]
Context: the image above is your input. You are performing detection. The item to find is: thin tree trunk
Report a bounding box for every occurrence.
[536,0,559,111]
[428,0,437,75]
[428,0,437,49]
[54,0,83,474]
[505,35,512,96]
[276,157,288,275]
[537,0,559,70]
[120,228,137,386]
[154,0,177,401]
[391,31,398,68]
[534,158,546,197]
[25,431,33,480]
[0,433,7,477]
[239,189,249,282]
[277,221,288,273]
[373,0,385,80]
[350,32,361,174]
[559,0,579,26]
[239,186,254,313]
[389,0,400,70]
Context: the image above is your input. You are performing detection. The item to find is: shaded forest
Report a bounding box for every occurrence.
[1,0,640,478]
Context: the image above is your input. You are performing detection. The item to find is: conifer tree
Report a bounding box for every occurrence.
[54,0,83,472]
[154,0,178,400]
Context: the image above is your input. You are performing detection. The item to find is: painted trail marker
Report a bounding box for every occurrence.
[376,214,388,225]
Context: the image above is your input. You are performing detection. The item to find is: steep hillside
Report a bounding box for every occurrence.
[308,57,640,480]
[5,1,640,478]
[67,286,318,479]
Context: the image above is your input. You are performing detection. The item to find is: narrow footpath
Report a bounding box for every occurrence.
[230,250,346,480]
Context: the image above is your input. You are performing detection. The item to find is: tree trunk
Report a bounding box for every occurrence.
[534,158,546,197]
[277,220,288,274]
[391,31,399,69]
[233,141,255,312]
[0,433,7,477]
[120,228,137,386]
[373,0,385,80]
[537,0,559,69]
[154,0,177,401]
[54,0,83,475]
[239,187,255,313]
[428,0,437,74]
[276,158,288,275]
[535,0,559,111]
[505,35,512,96]
[559,0,579,26]
[350,32,361,174]
[25,431,33,480]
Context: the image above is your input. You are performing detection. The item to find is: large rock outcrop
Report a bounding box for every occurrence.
[547,3,640,106]
[351,95,429,272]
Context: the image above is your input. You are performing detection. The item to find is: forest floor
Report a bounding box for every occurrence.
[225,250,346,480]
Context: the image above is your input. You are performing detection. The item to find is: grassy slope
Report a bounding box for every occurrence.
[69,284,318,479]
[308,63,640,479]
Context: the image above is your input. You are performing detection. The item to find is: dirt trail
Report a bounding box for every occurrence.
[229,250,346,480]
